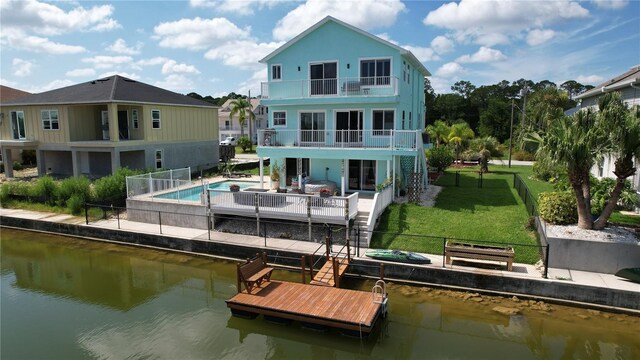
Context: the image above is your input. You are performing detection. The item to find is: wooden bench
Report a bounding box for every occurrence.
[237,252,274,294]
[445,241,514,271]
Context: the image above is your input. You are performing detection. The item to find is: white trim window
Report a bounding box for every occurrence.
[372,109,394,135]
[272,64,282,81]
[300,111,325,143]
[132,109,139,129]
[151,109,161,129]
[10,111,26,139]
[273,111,286,126]
[155,150,163,169]
[360,58,390,86]
[41,110,59,130]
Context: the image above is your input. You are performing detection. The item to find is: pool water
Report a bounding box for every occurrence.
[154,181,259,201]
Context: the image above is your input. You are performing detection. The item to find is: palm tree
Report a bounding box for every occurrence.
[425,120,450,147]
[447,122,474,163]
[535,109,607,229]
[229,98,255,138]
[593,93,640,229]
[471,136,499,173]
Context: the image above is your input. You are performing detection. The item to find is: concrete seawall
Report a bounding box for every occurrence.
[2,215,639,311]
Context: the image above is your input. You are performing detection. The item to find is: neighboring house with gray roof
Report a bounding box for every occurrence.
[0,75,219,178]
[575,65,640,201]
[218,98,267,143]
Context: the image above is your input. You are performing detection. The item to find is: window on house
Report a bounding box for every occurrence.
[402,111,405,129]
[273,111,286,126]
[132,109,139,129]
[403,61,406,82]
[10,111,26,139]
[41,110,59,130]
[360,59,390,86]
[224,120,231,130]
[152,110,161,129]
[272,65,282,80]
[409,112,412,129]
[155,150,163,169]
[372,110,394,135]
[407,64,410,84]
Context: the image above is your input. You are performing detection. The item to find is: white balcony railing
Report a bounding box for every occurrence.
[258,129,418,150]
[261,76,398,100]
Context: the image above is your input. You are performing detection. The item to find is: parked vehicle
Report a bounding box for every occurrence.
[220,137,237,146]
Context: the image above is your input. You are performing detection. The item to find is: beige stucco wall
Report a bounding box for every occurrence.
[142,104,217,142]
[0,105,67,143]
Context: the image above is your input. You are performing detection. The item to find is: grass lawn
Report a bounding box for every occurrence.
[371,164,551,264]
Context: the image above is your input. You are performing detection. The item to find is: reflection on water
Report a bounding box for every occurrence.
[1,228,638,359]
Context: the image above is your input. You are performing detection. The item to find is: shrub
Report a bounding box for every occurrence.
[237,136,251,152]
[67,194,85,215]
[591,177,639,214]
[12,161,23,171]
[0,184,10,205]
[93,168,140,205]
[31,176,58,205]
[532,161,565,182]
[512,150,536,161]
[426,146,455,172]
[56,176,92,207]
[538,192,578,225]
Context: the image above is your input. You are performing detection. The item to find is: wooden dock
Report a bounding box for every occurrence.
[226,280,385,336]
[310,256,350,287]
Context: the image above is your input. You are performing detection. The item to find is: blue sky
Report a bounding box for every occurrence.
[1,0,638,96]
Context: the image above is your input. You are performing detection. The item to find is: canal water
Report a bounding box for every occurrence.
[1,228,638,359]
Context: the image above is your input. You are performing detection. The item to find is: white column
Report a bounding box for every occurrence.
[71,150,80,177]
[386,159,390,179]
[269,163,273,189]
[36,150,45,177]
[2,148,13,178]
[341,159,346,197]
[392,156,396,197]
[110,150,120,175]
[259,157,264,189]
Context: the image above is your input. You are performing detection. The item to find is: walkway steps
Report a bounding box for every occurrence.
[310,257,350,287]
[354,210,370,248]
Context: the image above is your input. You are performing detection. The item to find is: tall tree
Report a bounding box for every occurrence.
[448,122,475,162]
[425,120,450,147]
[451,80,476,99]
[593,93,640,229]
[534,109,607,229]
[229,98,255,139]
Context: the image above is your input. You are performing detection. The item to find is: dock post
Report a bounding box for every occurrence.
[333,257,340,288]
[325,236,331,260]
[301,256,306,284]
[236,263,242,293]
[307,255,314,279]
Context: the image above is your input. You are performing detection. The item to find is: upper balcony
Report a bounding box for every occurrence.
[257,129,419,151]
[261,76,398,101]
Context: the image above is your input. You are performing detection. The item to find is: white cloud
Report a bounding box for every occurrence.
[273,0,406,41]
[107,39,142,55]
[0,0,120,36]
[161,60,200,75]
[66,68,96,77]
[436,62,465,77]
[237,69,267,95]
[1,29,86,54]
[431,35,454,54]
[456,47,506,63]
[98,71,141,80]
[204,40,284,70]
[82,55,133,69]
[402,45,439,62]
[527,29,556,46]
[190,0,280,16]
[25,79,75,93]
[154,74,194,92]
[429,76,451,94]
[575,75,604,85]
[12,58,34,77]
[592,0,629,10]
[153,17,250,50]
[137,57,170,66]
[424,0,588,45]
[375,33,400,45]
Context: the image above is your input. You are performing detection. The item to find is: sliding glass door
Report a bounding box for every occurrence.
[348,160,376,191]
[310,62,337,95]
[335,111,363,144]
[300,112,325,144]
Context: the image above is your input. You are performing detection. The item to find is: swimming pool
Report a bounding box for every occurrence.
[154,181,260,201]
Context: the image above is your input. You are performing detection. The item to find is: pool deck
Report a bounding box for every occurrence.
[1,207,638,311]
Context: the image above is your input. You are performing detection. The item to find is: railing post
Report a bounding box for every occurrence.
[263,222,267,247]
[346,232,351,261]
[158,211,162,234]
[333,257,340,288]
[301,256,307,284]
[85,203,89,225]
[325,236,331,260]
[442,238,447,268]
[308,255,314,279]
[544,244,550,279]
[116,207,120,229]
[356,227,360,257]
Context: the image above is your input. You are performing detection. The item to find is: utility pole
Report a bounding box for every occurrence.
[248,90,252,152]
[520,85,528,127]
[508,98,514,168]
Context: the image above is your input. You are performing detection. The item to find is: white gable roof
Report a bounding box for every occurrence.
[260,16,430,77]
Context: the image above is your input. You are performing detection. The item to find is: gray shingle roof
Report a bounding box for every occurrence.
[0,75,216,107]
[575,65,640,100]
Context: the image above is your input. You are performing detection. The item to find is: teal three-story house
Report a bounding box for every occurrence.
[257,16,430,196]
